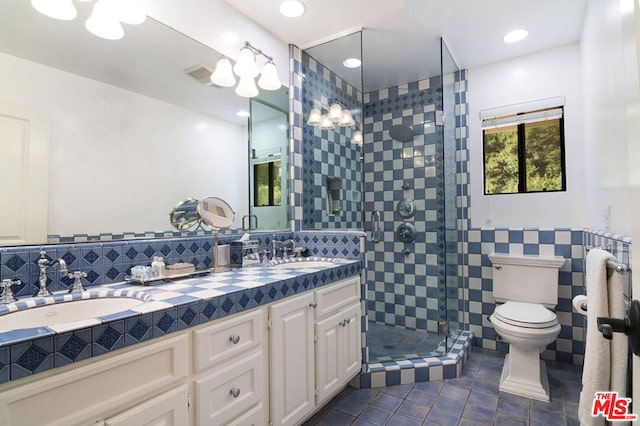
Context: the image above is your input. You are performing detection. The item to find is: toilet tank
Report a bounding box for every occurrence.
[489,253,565,306]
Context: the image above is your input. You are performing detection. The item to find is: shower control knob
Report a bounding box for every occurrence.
[597,299,640,356]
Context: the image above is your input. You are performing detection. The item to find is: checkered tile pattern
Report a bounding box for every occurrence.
[289,44,304,231]
[363,76,447,335]
[466,228,589,365]
[301,52,363,229]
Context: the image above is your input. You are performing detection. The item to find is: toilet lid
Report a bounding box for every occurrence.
[493,301,558,328]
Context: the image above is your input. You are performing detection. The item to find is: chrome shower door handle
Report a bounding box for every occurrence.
[371,210,381,243]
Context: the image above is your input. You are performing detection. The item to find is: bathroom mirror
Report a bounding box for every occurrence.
[0,0,288,245]
[169,198,201,231]
[198,197,236,231]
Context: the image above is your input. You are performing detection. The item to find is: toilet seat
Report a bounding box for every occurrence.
[493,301,558,329]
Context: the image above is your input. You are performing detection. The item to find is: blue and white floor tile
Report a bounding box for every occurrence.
[304,349,581,425]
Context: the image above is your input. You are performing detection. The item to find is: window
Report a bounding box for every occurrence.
[482,106,566,195]
[254,160,282,206]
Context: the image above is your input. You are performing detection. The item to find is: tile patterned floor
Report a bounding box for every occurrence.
[304,348,582,425]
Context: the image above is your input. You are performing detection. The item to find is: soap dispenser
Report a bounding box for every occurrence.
[151,256,166,278]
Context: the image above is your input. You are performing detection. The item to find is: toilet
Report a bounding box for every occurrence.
[488,252,565,401]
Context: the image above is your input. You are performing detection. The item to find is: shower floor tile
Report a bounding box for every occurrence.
[367,321,451,362]
[304,348,582,426]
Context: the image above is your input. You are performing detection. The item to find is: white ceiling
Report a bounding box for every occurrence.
[227,0,588,90]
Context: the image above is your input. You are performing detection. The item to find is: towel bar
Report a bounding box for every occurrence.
[585,246,631,274]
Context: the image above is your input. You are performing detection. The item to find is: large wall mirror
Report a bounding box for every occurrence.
[0,0,289,245]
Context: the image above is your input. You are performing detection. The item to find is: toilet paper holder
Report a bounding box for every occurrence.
[597,299,640,356]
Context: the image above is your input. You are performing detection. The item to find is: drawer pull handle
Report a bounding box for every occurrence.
[230,387,241,398]
[309,302,317,309]
[229,335,241,344]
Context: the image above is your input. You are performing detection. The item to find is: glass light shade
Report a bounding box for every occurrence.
[352,130,363,144]
[235,75,259,98]
[258,61,282,90]
[319,115,334,130]
[31,0,77,21]
[339,109,355,127]
[210,57,236,87]
[307,108,322,126]
[86,0,124,40]
[327,103,343,122]
[233,47,259,78]
[113,0,146,25]
[279,0,306,18]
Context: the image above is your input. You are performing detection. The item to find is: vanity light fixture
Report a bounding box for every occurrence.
[352,130,363,145]
[31,0,83,21]
[279,0,306,18]
[307,101,356,129]
[31,0,146,40]
[210,41,283,98]
[503,29,528,43]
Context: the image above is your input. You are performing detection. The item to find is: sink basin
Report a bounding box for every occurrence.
[0,297,146,332]
[270,259,338,269]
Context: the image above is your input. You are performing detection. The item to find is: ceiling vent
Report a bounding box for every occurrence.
[183,64,221,88]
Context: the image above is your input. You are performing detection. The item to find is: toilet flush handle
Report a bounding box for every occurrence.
[494,265,502,270]
[597,299,640,356]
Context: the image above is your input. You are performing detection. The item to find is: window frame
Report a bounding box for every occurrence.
[482,106,567,195]
[253,160,282,207]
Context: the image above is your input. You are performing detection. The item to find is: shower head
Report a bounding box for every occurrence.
[389,125,413,142]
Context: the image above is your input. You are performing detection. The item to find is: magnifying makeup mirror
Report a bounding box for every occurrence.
[198,196,236,272]
[169,198,201,231]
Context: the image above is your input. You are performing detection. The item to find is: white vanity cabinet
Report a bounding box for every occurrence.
[192,307,267,426]
[0,334,189,426]
[269,276,361,426]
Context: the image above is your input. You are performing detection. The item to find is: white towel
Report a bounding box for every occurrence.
[579,248,615,426]
[608,266,628,398]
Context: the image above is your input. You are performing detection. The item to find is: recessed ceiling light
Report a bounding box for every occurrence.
[236,110,250,118]
[343,58,362,68]
[279,0,306,18]
[503,29,528,43]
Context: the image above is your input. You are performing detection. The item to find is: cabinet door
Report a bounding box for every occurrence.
[342,302,363,380]
[104,385,188,426]
[315,311,343,404]
[269,292,315,426]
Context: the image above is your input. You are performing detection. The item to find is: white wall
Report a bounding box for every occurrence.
[581,0,639,236]
[468,44,586,229]
[0,52,248,236]
[147,0,289,84]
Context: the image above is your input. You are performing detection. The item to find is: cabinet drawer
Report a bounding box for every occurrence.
[225,403,263,426]
[194,308,264,372]
[314,276,360,319]
[194,350,263,426]
[104,385,188,426]
[0,335,188,426]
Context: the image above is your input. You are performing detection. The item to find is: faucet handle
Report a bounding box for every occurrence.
[67,271,87,293]
[0,279,20,303]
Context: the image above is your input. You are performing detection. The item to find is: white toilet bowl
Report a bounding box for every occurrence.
[489,301,561,401]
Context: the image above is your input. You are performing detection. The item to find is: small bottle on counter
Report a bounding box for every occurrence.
[151,256,166,278]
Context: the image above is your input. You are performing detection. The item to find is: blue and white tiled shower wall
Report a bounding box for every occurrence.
[300,51,363,229]
[363,77,447,334]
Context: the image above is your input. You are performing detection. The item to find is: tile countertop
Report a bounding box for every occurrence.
[0,257,361,384]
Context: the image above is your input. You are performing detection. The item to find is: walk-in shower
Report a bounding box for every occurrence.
[301,31,467,364]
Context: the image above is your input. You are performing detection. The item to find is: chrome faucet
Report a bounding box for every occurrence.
[0,279,20,304]
[37,251,68,297]
[271,236,297,260]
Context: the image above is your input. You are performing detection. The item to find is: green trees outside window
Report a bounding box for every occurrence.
[254,160,282,206]
[483,110,566,195]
